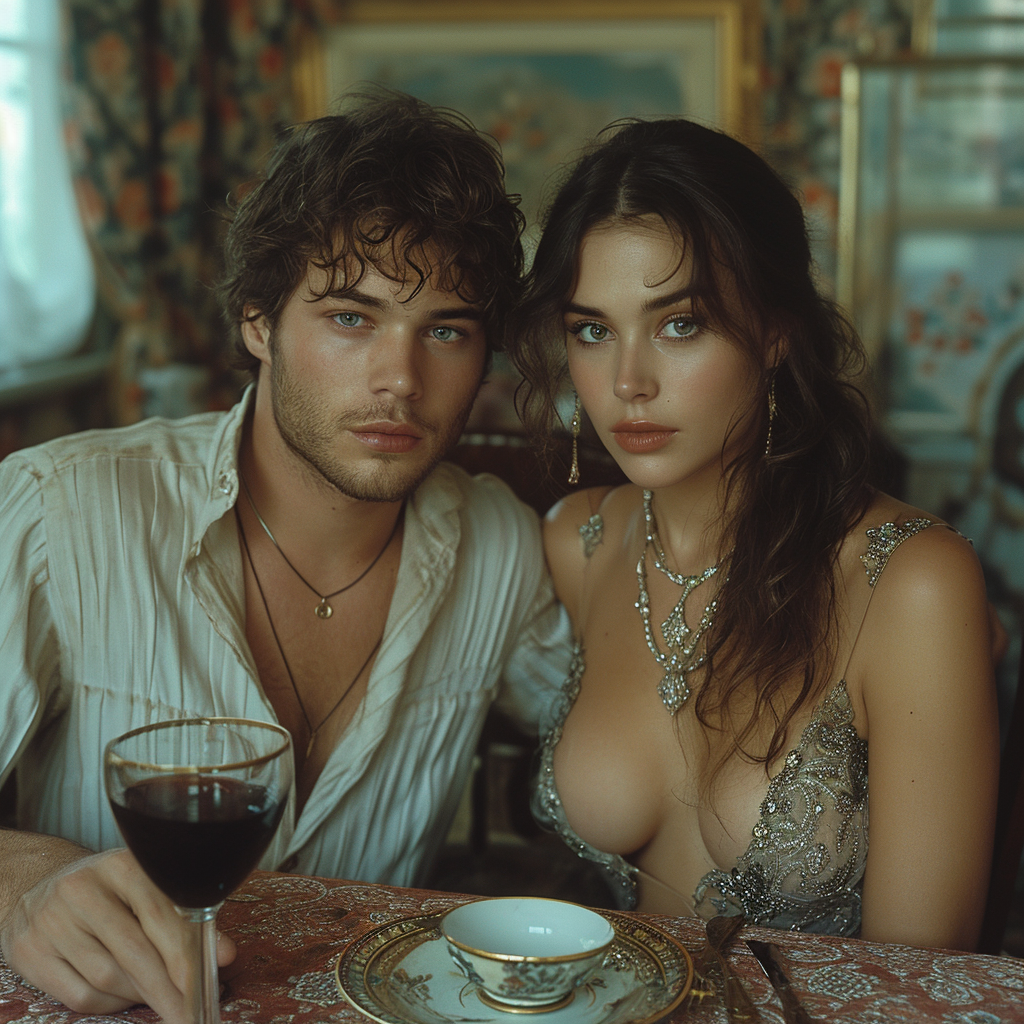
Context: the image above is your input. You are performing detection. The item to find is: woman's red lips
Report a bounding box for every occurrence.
[611,420,676,454]
[351,422,422,453]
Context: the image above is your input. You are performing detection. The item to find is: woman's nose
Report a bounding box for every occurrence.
[613,343,658,402]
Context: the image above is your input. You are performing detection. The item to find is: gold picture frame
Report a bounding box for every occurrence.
[837,55,1024,435]
[292,0,761,231]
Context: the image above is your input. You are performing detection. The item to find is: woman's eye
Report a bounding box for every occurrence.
[661,318,700,340]
[570,321,610,344]
[430,326,463,342]
[333,312,365,328]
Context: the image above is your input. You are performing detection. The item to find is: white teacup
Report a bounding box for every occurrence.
[441,897,615,1011]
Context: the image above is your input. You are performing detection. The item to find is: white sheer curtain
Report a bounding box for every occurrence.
[0,0,95,372]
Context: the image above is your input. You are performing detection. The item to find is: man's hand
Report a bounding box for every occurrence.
[0,841,236,1023]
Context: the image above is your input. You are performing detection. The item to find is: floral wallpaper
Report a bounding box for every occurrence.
[761,0,914,290]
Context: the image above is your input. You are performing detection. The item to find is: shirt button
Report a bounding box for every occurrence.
[216,470,237,498]
[277,854,299,873]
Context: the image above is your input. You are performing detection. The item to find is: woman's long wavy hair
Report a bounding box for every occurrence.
[510,118,876,776]
[219,90,525,377]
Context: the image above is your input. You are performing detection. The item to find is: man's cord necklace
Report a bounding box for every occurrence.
[239,471,401,619]
[236,506,387,760]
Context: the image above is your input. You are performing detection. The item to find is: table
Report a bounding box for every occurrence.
[1,872,1022,1023]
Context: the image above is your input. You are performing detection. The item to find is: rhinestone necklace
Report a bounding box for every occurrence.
[239,471,401,619]
[636,489,723,715]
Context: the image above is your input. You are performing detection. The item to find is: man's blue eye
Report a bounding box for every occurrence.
[334,312,364,327]
[431,326,461,342]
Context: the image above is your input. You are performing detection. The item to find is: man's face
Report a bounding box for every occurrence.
[245,260,487,502]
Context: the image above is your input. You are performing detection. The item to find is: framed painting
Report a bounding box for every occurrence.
[838,55,1024,432]
[293,0,761,237]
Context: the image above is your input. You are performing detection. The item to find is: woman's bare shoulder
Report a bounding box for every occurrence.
[543,484,640,620]
[844,493,992,703]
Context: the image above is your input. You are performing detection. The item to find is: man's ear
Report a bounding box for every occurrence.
[241,308,272,367]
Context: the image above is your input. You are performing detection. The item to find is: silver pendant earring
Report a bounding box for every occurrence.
[764,377,777,459]
[568,392,581,485]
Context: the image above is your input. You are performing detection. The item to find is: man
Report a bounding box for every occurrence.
[0,94,570,1021]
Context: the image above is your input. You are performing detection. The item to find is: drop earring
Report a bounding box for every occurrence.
[764,376,777,459]
[568,392,581,485]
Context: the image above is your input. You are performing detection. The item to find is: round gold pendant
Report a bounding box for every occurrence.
[315,599,333,619]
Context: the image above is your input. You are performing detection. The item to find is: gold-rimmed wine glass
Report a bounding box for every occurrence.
[104,718,293,1024]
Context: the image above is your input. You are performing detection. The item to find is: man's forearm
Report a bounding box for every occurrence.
[0,829,92,925]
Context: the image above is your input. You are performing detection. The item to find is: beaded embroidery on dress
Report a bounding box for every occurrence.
[533,517,940,933]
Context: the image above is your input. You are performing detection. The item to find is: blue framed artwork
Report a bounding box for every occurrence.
[886,229,1024,431]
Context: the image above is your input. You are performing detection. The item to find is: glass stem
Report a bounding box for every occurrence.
[179,905,222,1024]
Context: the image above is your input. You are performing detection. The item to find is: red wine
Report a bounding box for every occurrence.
[111,775,286,908]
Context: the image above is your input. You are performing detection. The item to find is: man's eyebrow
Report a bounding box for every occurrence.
[322,289,483,321]
[324,287,387,310]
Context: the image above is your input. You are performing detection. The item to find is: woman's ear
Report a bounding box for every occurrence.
[241,308,272,368]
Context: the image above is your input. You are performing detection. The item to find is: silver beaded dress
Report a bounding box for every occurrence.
[532,518,940,936]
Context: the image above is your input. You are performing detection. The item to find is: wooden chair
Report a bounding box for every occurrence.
[979,645,1024,954]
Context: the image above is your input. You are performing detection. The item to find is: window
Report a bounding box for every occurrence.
[0,0,94,373]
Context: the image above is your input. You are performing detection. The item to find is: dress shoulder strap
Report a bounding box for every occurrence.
[841,517,945,678]
[858,517,937,588]
[578,512,603,558]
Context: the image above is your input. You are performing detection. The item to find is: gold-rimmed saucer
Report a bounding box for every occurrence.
[335,908,693,1024]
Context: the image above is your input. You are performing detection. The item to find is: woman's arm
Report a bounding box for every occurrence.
[859,526,999,950]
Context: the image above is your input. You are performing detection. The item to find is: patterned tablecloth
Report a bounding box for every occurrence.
[1,871,1022,1023]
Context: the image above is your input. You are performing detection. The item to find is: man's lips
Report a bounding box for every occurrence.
[350,422,423,453]
[610,420,677,454]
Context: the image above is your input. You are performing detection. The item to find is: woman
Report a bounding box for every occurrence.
[510,118,999,949]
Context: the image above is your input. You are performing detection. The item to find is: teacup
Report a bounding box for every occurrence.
[440,897,615,1011]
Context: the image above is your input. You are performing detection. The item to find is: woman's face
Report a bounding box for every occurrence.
[565,216,759,494]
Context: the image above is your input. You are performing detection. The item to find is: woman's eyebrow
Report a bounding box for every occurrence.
[564,302,604,317]
[642,285,695,312]
[564,287,696,319]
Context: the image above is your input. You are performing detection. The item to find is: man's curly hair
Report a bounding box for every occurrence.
[219,90,526,376]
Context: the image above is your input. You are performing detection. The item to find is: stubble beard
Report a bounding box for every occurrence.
[269,349,478,504]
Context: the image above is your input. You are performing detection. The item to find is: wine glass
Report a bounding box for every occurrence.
[104,717,293,1024]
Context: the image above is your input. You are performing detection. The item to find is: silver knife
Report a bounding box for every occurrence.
[746,939,816,1024]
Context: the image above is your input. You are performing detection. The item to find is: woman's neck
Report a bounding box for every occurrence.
[642,473,735,574]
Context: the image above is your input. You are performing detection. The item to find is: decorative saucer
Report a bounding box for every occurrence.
[335,908,693,1024]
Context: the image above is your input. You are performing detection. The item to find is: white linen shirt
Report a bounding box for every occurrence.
[0,393,571,886]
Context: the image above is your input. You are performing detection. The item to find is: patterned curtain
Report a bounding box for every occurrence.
[62,0,333,423]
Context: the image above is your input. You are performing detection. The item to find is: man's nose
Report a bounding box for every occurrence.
[369,331,423,402]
